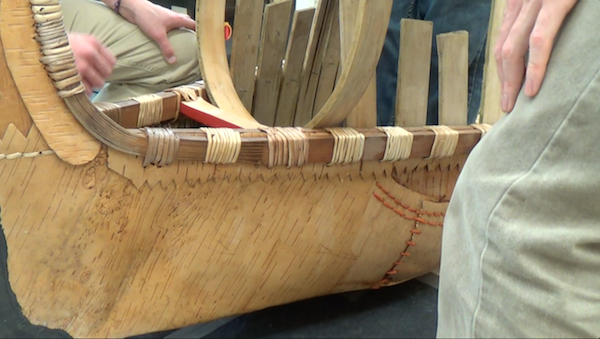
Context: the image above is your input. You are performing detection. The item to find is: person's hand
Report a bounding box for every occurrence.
[118,0,196,64]
[68,33,116,96]
[495,0,578,113]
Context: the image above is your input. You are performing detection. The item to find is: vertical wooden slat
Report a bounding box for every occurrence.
[395,19,433,127]
[304,0,393,129]
[312,0,341,116]
[230,0,265,112]
[253,0,294,126]
[437,31,469,126]
[342,0,377,128]
[481,0,506,124]
[294,0,333,126]
[197,0,255,121]
[274,8,315,126]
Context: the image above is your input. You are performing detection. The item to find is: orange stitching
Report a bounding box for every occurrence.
[376,183,445,217]
[371,278,392,290]
[373,192,444,227]
[372,182,446,289]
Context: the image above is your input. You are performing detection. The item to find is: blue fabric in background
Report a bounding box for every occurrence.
[376,0,492,126]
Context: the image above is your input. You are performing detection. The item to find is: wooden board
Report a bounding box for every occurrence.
[274,8,315,127]
[305,0,393,128]
[252,0,293,126]
[342,0,377,128]
[437,31,469,126]
[0,0,101,165]
[294,0,333,126]
[196,0,257,121]
[395,19,433,127]
[229,0,265,112]
[481,0,506,124]
[312,0,341,116]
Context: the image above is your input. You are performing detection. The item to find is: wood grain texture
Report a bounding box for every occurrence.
[196,0,257,121]
[481,0,506,124]
[230,0,265,111]
[342,0,377,129]
[437,31,469,126]
[305,0,393,128]
[0,0,100,165]
[274,8,315,127]
[294,0,332,126]
[312,0,340,116]
[0,123,466,338]
[396,19,433,127]
[253,0,293,126]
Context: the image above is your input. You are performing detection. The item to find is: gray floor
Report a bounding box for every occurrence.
[131,278,438,339]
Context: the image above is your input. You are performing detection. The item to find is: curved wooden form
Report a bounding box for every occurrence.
[195,0,257,121]
[196,0,393,129]
[0,0,494,337]
[304,0,392,128]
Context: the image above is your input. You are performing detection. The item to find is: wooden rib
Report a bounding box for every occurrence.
[196,0,257,121]
[252,0,293,126]
[396,19,433,127]
[229,0,265,111]
[274,8,315,127]
[293,0,330,126]
[345,75,377,127]
[304,0,393,129]
[481,0,506,125]
[437,31,469,126]
[312,0,340,116]
[342,0,377,128]
[1,0,100,165]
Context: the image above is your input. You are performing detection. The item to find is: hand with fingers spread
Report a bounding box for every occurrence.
[111,0,196,65]
[68,33,116,96]
[495,0,579,113]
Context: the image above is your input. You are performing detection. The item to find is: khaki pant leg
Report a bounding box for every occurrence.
[437,0,600,337]
[61,0,200,102]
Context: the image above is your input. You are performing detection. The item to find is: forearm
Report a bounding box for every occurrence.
[99,0,142,24]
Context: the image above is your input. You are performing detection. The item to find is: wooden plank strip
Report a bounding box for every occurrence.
[342,0,377,128]
[274,8,315,127]
[437,31,469,126]
[395,19,433,127]
[196,0,256,121]
[481,0,506,124]
[312,0,340,116]
[293,0,331,126]
[229,0,265,112]
[305,0,393,128]
[252,0,293,126]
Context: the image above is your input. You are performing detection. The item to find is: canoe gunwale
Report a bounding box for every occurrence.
[19,0,486,169]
